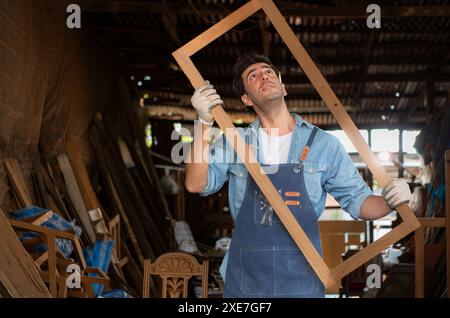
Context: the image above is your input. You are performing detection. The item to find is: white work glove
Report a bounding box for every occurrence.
[382,179,412,209]
[191,80,223,126]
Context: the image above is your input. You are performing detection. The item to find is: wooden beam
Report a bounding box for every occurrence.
[415,226,424,298]
[145,104,428,128]
[426,81,436,115]
[438,50,450,70]
[318,220,366,234]
[123,65,450,84]
[418,217,447,228]
[160,14,181,46]
[111,42,450,55]
[80,1,450,17]
[259,15,270,57]
[124,56,450,68]
[57,154,97,244]
[3,159,33,208]
[66,137,109,236]
[415,216,448,298]
[446,150,450,298]
[144,85,450,101]
[354,30,376,122]
[66,138,101,212]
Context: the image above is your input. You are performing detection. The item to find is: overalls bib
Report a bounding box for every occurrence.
[223,127,324,298]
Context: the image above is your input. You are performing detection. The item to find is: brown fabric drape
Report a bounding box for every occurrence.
[0,0,116,212]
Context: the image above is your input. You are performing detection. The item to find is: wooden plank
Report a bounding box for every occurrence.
[47,233,57,297]
[103,117,170,255]
[57,154,96,244]
[35,164,83,238]
[66,137,101,210]
[107,173,144,267]
[91,121,157,260]
[173,0,258,57]
[261,0,419,231]
[415,226,425,298]
[120,135,172,244]
[120,240,146,297]
[4,159,33,207]
[446,149,450,298]
[0,209,50,298]
[79,1,450,17]
[418,217,446,228]
[262,0,373,187]
[31,172,45,209]
[124,105,175,226]
[332,222,414,279]
[319,220,366,234]
[66,137,109,235]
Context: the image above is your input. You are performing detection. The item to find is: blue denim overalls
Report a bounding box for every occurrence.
[223,127,325,298]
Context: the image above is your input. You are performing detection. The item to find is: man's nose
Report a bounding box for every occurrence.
[261,72,269,81]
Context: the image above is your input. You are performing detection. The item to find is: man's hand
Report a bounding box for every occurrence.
[191,80,223,126]
[382,179,412,209]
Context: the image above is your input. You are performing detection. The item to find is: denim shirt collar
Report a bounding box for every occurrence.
[247,113,314,164]
[248,112,313,132]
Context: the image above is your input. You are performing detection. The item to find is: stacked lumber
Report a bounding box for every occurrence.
[3,152,141,296]
[90,110,177,295]
[0,207,50,298]
[2,88,176,297]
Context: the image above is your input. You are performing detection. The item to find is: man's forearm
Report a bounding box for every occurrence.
[359,195,393,220]
[184,123,210,193]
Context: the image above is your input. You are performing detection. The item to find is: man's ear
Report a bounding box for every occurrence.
[241,94,253,107]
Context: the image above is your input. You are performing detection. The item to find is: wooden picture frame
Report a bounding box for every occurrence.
[172,0,420,288]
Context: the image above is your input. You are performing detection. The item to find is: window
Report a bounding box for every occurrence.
[325,129,369,153]
[402,130,420,154]
[371,129,399,152]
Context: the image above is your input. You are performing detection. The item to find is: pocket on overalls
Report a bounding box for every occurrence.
[253,188,282,225]
[240,247,274,296]
[274,249,316,295]
[302,161,326,206]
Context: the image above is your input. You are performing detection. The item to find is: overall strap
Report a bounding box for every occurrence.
[300,127,319,161]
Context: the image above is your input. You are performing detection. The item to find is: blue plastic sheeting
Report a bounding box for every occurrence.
[83,239,115,296]
[99,289,133,298]
[11,206,82,258]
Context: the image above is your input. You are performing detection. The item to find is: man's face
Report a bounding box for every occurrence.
[240,62,286,108]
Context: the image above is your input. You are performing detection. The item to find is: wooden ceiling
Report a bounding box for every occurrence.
[80,0,450,129]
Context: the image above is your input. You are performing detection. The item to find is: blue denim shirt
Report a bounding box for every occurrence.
[200,113,372,279]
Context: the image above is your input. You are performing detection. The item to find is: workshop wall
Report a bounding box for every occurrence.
[0,0,116,211]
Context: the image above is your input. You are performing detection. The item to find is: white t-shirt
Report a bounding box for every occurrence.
[258,128,293,164]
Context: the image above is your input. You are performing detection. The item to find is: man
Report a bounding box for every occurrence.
[184,53,411,298]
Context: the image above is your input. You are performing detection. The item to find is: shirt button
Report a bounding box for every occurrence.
[239,173,243,177]
[309,168,313,172]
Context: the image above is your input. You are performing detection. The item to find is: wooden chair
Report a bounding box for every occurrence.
[143,252,208,298]
[9,211,110,298]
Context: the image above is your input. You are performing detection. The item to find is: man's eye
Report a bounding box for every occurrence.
[249,74,256,80]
